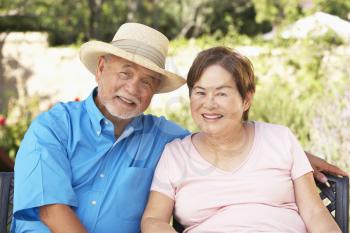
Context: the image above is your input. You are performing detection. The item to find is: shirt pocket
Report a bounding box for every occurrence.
[116,167,154,220]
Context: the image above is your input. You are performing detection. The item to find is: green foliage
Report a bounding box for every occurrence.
[249,33,347,150]
[306,0,350,20]
[1,0,349,169]
[2,0,349,45]
[0,15,42,32]
[146,97,198,132]
[157,33,350,171]
[252,0,303,26]
[309,88,350,170]
[0,0,272,45]
[0,97,40,159]
[0,0,128,45]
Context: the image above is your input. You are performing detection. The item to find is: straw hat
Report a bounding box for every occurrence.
[79,23,186,93]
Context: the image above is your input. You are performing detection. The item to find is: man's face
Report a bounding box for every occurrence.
[95,55,161,120]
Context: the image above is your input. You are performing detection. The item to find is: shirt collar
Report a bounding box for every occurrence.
[85,88,144,134]
[127,114,143,132]
[85,87,105,134]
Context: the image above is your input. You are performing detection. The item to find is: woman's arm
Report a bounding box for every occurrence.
[141,191,177,233]
[294,172,341,233]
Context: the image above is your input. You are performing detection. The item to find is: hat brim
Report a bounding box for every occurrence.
[79,41,186,93]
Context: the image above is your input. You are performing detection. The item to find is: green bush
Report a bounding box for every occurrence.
[0,97,40,159]
[158,33,350,171]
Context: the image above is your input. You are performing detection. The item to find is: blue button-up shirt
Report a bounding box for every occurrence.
[12,89,189,233]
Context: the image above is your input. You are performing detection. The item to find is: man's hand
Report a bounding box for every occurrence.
[305,151,348,183]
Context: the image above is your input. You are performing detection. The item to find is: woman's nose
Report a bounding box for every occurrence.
[203,95,217,109]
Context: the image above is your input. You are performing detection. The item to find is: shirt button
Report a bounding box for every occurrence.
[104,120,109,125]
[99,173,105,178]
[96,131,101,136]
[91,200,97,205]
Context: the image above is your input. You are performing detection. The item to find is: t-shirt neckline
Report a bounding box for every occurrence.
[188,121,259,175]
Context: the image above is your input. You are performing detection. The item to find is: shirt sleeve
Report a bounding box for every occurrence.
[13,109,78,221]
[287,128,314,180]
[150,144,176,200]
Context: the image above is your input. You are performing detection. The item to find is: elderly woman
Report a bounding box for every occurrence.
[141,46,341,233]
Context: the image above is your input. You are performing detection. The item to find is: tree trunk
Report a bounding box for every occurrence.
[0,148,14,172]
[87,0,104,39]
[127,0,140,22]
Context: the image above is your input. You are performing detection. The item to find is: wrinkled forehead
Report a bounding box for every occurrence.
[105,55,162,80]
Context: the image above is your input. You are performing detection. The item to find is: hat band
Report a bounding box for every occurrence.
[111,39,165,68]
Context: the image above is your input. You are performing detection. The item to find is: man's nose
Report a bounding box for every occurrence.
[124,77,140,94]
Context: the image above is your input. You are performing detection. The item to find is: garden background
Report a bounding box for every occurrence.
[0,0,349,174]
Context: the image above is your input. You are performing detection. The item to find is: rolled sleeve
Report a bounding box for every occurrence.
[150,145,175,200]
[14,112,78,221]
[287,129,314,180]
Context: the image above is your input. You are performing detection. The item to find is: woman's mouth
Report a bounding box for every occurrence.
[201,113,223,120]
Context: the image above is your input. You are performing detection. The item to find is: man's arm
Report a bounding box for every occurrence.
[40,204,87,233]
[305,151,348,183]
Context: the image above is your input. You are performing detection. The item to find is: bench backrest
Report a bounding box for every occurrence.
[1,172,348,233]
[173,174,349,233]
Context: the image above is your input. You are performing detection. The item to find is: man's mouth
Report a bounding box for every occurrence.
[117,96,137,105]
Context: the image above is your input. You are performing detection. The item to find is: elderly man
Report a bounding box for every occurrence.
[12,23,347,233]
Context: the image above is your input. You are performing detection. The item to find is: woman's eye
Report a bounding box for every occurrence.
[195,91,205,95]
[217,92,227,96]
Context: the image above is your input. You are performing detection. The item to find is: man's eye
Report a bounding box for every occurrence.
[141,79,152,87]
[119,72,129,79]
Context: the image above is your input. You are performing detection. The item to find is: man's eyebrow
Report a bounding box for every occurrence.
[145,73,161,81]
[121,64,134,69]
[122,63,160,81]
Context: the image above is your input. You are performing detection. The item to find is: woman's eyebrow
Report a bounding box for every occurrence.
[192,86,205,90]
[216,85,233,90]
[193,85,233,90]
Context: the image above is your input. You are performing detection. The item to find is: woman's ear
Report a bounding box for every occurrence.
[243,92,254,111]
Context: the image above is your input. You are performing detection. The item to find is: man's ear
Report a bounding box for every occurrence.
[95,56,106,82]
[243,91,254,111]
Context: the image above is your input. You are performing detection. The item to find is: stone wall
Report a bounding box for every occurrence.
[0,32,96,111]
[0,32,192,113]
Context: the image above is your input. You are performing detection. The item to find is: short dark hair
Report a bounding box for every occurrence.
[187,46,256,120]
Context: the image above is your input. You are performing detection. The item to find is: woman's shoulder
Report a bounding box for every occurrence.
[164,134,192,151]
[254,121,290,134]
[160,134,194,162]
[254,121,293,144]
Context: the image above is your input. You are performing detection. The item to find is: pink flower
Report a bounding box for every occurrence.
[0,116,6,126]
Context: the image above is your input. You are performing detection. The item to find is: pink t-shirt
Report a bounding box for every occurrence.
[151,121,313,233]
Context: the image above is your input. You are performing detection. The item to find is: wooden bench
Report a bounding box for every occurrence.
[1,172,348,233]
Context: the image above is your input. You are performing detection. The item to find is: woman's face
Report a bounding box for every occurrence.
[190,64,252,135]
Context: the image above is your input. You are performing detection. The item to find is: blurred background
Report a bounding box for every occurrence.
[0,0,349,173]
